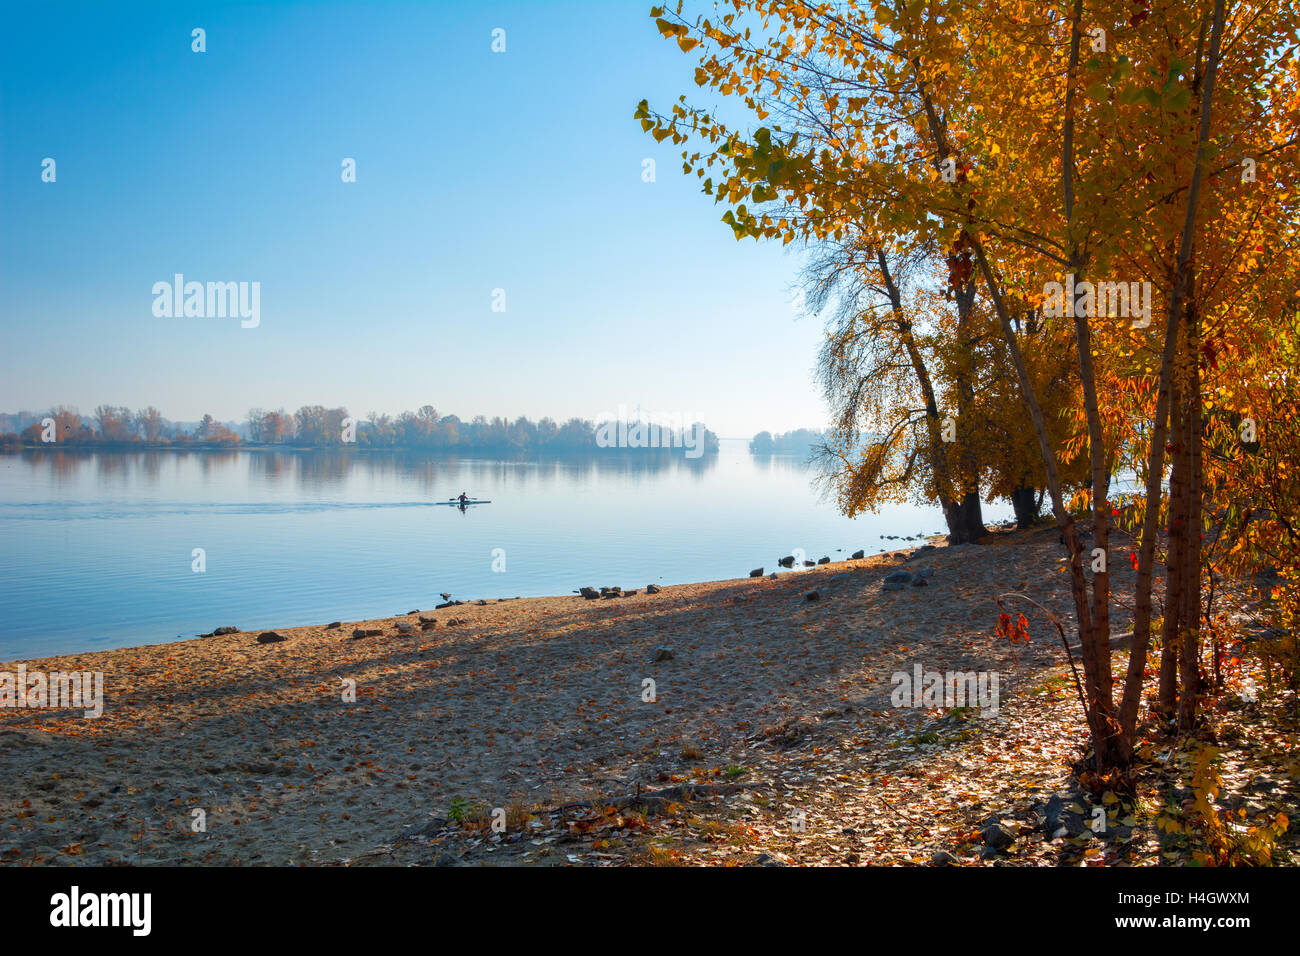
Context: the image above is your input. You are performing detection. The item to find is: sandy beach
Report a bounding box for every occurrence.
[1,528,1139,865]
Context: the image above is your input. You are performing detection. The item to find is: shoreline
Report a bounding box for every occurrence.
[0,527,1105,866]
[0,442,724,458]
[1,531,954,665]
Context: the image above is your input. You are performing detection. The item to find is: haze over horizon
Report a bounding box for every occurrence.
[0,1,831,438]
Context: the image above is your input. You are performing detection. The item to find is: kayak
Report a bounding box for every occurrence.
[435,500,491,506]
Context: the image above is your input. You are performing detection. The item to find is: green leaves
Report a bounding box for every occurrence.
[1117,60,1194,112]
[1086,81,1110,102]
[1166,87,1191,112]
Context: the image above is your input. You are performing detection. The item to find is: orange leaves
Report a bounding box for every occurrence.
[654,17,688,39]
[995,611,1031,647]
[995,610,1031,664]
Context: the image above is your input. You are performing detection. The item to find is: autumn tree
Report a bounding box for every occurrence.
[94,405,136,441]
[194,414,238,443]
[641,0,1300,773]
[293,406,349,445]
[808,237,1086,538]
[137,406,165,442]
[50,406,84,443]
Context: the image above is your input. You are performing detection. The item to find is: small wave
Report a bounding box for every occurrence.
[0,500,453,520]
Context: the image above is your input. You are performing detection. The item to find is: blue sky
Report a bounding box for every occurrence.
[0,0,826,437]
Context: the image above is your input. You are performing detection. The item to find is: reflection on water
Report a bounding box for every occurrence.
[0,441,1006,658]
[18,445,720,490]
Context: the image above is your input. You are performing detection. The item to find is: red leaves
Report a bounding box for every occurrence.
[995,612,1021,642]
[995,611,1031,646]
[1200,339,1219,372]
[1013,614,1030,645]
[945,229,975,291]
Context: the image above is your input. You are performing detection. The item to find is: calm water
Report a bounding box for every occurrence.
[0,440,1010,658]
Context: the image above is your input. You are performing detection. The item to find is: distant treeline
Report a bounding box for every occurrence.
[749,428,823,455]
[0,407,239,446]
[0,405,720,456]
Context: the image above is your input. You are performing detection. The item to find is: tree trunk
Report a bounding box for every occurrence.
[940,498,964,542]
[914,0,1123,769]
[1057,0,1119,720]
[1178,278,1204,730]
[1011,486,1041,528]
[971,245,1123,768]
[876,249,980,548]
[952,279,984,538]
[956,489,988,542]
[940,492,988,544]
[1118,0,1227,748]
[1158,365,1186,718]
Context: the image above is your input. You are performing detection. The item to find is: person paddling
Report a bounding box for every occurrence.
[458,492,469,504]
